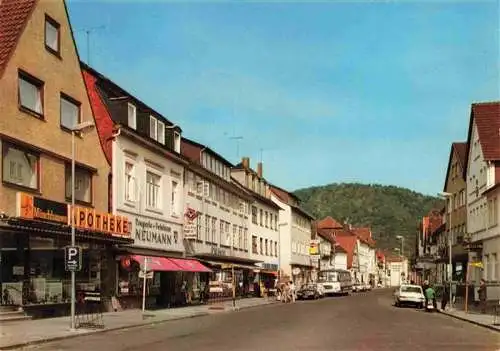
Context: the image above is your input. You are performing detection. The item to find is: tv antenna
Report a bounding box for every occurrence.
[229,136,243,159]
[76,25,106,65]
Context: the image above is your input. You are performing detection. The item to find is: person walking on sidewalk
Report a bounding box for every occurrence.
[441,284,449,311]
[478,279,487,314]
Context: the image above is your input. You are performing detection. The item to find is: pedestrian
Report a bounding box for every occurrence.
[441,284,449,311]
[478,279,487,314]
[422,280,429,307]
[289,281,296,303]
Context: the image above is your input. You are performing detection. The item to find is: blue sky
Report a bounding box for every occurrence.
[67,0,499,196]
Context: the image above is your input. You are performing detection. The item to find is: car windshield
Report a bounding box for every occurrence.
[401,286,422,294]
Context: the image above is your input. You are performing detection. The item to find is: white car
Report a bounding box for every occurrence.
[394,284,425,308]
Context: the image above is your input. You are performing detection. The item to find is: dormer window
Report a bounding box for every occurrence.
[158,121,165,144]
[127,103,136,129]
[173,131,181,152]
[149,116,157,140]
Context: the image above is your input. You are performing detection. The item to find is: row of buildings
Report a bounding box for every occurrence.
[413,101,500,303]
[0,0,386,317]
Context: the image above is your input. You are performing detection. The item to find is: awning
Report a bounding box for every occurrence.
[131,255,180,271]
[169,258,212,273]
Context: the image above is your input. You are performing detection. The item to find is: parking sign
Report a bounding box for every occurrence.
[65,246,82,272]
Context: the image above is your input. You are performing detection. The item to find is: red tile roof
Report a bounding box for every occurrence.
[317,216,343,230]
[453,142,467,169]
[335,235,357,269]
[472,102,500,161]
[463,102,500,179]
[82,68,113,165]
[0,0,37,78]
[352,227,377,248]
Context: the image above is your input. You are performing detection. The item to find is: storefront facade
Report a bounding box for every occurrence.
[0,193,132,317]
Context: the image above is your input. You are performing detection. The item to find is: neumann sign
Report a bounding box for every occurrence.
[128,215,183,252]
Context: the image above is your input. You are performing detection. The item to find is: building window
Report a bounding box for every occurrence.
[265,239,268,256]
[205,215,211,242]
[65,165,92,204]
[18,71,43,116]
[244,228,248,250]
[232,225,237,248]
[196,213,202,241]
[275,242,278,257]
[220,221,224,244]
[265,211,269,228]
[260,237,263,255]
[238,227,243,249]
[174,132,181,153]
[2,143,39,190]
[225,222,231,246]
[260,209,263,226]
[124,162,136,202]
[44,15,60,55]
[60,94,80,130]
[212,217,217,243]
[252,235,258,254]
[157,121,165,145]
[149,116,157,140]
[252,206,257,224]
[127,103,136,129]
[171,180,179,216]
[492,254,497,281]
[146,171,161,209]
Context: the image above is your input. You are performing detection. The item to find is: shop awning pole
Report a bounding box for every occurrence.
[232,264,236,309]
[142,257,148,314]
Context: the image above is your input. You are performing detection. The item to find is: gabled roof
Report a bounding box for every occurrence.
[317,216,343,230]
[181,137,234,168]
[335,235,357,269]
[443,142,467,191]
[0,0,37,79]
[463,102,500,178]
[269,185,300,204]
[351,227,376,248]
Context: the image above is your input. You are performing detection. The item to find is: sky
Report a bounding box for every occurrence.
[67,0,499,196]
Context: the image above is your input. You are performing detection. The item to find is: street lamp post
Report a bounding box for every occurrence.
[70,121,95,330]
[439,192,453,310]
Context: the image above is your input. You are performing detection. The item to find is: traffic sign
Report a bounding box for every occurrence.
[65,246,82,272]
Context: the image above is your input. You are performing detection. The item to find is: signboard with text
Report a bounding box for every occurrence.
[125,214,184,252]
[65,246,82,272]
[17,192,131,239]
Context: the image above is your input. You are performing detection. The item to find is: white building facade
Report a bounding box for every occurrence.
[270,186,314,286]
[465,103,500,301]
[231,158,281,294]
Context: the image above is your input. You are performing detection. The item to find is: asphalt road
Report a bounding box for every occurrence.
[22,289,499,351]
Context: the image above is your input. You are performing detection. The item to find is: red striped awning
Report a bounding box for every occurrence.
[169,258,212,273]
[131,255,179,271]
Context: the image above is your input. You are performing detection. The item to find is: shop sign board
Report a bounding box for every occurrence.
[309,239,320,256]
[17,192,131,238]
[126,214,184,252]
[183,207,198,240]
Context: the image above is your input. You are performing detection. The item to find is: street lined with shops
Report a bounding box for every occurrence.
[5,289,499,351]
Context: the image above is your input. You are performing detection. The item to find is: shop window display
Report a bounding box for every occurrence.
[0,232,104,306]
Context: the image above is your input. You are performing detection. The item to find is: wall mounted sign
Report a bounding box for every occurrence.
[126,214,184,252]
[183,207,198,240]
[17,192,131,238]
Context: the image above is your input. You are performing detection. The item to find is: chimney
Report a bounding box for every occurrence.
[257,162,263,178]
[242,157,250,169]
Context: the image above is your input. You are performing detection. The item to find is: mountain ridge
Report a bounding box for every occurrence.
[293,182,444,254]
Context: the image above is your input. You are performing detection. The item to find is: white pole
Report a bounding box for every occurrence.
[142,257,148,314]
[449,203,453,308]
[70,131,76,330]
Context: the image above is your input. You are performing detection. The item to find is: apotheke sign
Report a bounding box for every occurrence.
[127,215,184,252]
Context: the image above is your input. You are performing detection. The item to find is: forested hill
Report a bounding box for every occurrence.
[294,183,444,254]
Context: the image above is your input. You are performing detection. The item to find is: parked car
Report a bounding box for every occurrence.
[297,283,323,300]
[352,280,363,292]
[393,284,425,308]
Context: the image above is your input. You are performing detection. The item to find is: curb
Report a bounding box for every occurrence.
[0,312,209,351]
[0,301,279,350]
[438,310,500,333]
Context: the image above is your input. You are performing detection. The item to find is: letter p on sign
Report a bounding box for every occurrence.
[65,246,82,272]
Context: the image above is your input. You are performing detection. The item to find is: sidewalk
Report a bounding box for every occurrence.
[438,302,500,332]
[0,298,277,350]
